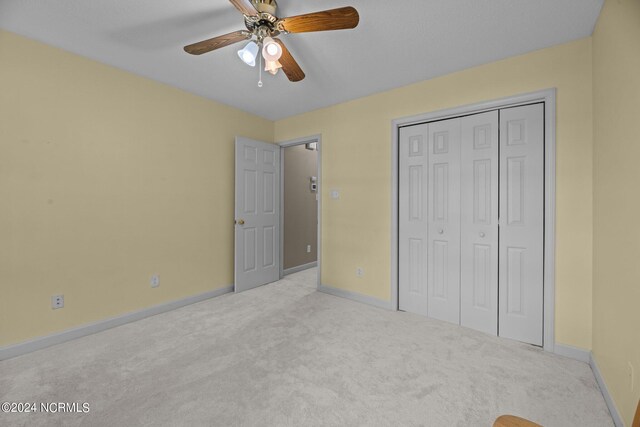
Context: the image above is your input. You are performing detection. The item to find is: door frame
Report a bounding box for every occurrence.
[390,89,557,352]
[278,135,322,288]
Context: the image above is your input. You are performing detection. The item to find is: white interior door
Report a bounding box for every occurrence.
[235,137,280,293]
[498,104,545,345]
[398,124,429,314]
[460,111,499,335]
[427,118,461,324]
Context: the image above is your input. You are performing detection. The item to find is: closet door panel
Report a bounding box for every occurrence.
[498,104,544,346]
[399,124,429,315]
[427,118,461,324]
[460,111,499,335]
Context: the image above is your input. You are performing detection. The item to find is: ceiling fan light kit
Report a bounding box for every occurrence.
[237,41,259,67]
[262,37,282,62]
[184,0,359,85]
[265,60,283,75]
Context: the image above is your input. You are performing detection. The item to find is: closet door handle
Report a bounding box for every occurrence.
[479,232,485,238]
[438,228,444,234]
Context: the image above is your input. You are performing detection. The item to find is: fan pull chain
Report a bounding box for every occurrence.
[258,47,263,88]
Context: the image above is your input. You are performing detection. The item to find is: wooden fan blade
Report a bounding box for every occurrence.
[184,30,251,55]
[278,6,359,33]
[274,39,305,82]
[229,0,258,16]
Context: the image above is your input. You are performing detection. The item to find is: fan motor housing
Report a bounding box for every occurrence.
[252,0,277,15]
[244,1,280,38]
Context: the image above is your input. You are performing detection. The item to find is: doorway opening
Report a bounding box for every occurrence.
[279,136,321,287]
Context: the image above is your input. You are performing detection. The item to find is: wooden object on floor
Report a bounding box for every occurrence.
[493,415,543,427]
[495,398,639,427]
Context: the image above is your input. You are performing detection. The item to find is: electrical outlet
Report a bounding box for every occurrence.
[629,362,635,392]
[150,275,160,288]
[306,245,311,253]
[356,267,364,278]
[51,295,64,310]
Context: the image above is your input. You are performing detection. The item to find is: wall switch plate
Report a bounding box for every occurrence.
[307,245,311,253]
[356,267,364,278]
[51,295,64,310]
[150,275,160,288]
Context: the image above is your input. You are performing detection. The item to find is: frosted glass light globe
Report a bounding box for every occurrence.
[262,37,283,62]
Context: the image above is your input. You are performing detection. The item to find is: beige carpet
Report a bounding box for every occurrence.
[0,268,613,426]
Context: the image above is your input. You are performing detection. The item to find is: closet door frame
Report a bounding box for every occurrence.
[390,89,557,353]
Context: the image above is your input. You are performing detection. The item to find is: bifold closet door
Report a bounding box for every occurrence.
[398,118,464,325]
[498,104,544,346]
[398,104,545,346]
[427,118,461,324]
[398,124,429,315]
[460,111,499,335]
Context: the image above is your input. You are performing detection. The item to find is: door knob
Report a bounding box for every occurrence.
[438,229,444,234]
[237,219,245,225]
[479,232,486,238]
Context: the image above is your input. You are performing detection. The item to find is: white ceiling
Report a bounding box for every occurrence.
[0,0,603,120]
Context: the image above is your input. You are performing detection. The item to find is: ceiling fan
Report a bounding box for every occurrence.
[183,0,360,83]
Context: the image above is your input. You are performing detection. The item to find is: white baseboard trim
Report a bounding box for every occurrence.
[590,353,624,427]
[553,345,623,426]
[283,261,317,276]
[554,343,591,363]
[318,284,393,310]
[0,285,233,361]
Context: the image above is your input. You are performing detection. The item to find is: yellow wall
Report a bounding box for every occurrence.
[0,30,273,347]
[275,38,594,350]
[592,0,640,424]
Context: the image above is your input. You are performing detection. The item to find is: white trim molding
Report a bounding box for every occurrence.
[590,353,624,427]
[552,346,623,426]
[554,343,591,363]
[319,284,394,311]
[390,88,557,352]
[284,261,318,276]
[0,286,233,361]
